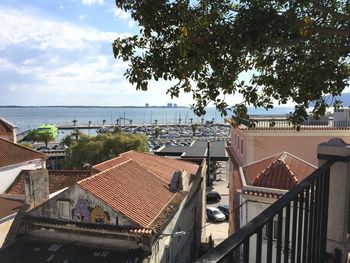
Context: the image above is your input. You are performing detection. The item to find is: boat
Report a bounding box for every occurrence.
[36,124,59,138]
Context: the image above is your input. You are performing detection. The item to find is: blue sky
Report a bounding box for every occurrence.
[0,0,205,106]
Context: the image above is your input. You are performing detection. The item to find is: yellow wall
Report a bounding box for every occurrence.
[0,219,14,247]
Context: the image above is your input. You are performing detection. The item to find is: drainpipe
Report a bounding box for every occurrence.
[206,141,211,186]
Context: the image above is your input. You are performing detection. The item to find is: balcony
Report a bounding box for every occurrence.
[237,117,350,130]
[196,139,350,263]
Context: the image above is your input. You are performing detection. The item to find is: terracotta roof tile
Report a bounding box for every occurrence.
[0,138,45,168]
[0,197,24,219]
[6,170,90,195]
[243,152,316,190]
[79,160,176,228]
[92,150,199,183]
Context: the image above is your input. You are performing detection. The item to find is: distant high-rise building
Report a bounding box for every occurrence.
[145,103,149,107]
[173,103,178,108]
[167,103,173,108]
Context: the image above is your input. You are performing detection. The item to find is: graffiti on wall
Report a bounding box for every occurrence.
[72,198,111,224]
[91,205,110,224]
[73,199,91,223]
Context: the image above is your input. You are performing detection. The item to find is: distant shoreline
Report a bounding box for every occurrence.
[0,105,188,109]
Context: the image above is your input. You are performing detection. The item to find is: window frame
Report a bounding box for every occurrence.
[57,200,71,220]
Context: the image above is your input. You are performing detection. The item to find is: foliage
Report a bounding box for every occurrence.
[113,0,350,125]
[153,126,160,138]
[60,135,73,147]
[26,130,54,146]
[191,123,198,136]
[63,132,149,169]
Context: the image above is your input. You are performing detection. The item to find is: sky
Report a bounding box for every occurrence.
[0,0,206,107]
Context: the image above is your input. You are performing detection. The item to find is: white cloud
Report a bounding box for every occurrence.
[0,6,127,51]
[81,0,105,6]
[0,3,195,107]
[79,14,86,21]
[109,7,135,28]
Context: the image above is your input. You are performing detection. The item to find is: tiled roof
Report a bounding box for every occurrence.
[92,150,199,183]
[5,170,90,195]
[0,138,45,168]
[242,152,316,190]
[0,197,24,219]
[0,237,147,263]
[0,118,17,129]
[79,160,177,228]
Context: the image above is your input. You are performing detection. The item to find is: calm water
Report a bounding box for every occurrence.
[0,106,294,132]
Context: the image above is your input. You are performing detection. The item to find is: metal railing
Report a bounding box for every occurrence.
[239,118,350,130]
[196,158,337,263]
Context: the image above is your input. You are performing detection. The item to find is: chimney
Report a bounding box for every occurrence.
[169,170,189,192]
[24,169,49,208]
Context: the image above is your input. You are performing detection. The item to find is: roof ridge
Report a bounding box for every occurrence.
[252,158,278,185]
[242,151,285,168]
[92,150,135,169]
[78,159,133,184]
[253,158,295,186]
[130,150,198,167]
[130,158,172,185]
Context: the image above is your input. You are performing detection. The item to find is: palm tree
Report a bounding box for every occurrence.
[154,126,160,138]
[35,131,54,147]
[189,118,193,124]
[88,120,92,127]
[102,119,107,126]
[154,119,158,125]
[129,120,133,126]
[191,124,198,136]
[72,119,78,127]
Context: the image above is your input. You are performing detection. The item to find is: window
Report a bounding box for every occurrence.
[241,139,243,154]
[115,216,119,226]
[58,201,70,219]
[234,134,237,146]
[237,136,240,150]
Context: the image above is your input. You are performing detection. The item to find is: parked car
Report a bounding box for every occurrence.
[217,205,229,220]
[206,207,226,222]
[36,146,50,152]
[206,191,221,202]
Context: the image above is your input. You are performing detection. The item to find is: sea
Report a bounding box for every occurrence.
[0,106,294,133]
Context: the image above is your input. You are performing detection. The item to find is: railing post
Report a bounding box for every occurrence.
[317,138,350,263]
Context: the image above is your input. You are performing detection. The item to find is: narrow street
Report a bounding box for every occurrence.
[204,160,230,246]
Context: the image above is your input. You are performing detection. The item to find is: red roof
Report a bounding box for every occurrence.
[0,197,24,219]
[92,150,199,183]
[79,160,175,228]
[6,170,91,195]
[0,138,45,168]
[242,152,316,190]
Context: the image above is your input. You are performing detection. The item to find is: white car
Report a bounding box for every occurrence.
[206,207,226,222]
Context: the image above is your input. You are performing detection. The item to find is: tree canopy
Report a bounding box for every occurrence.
[113,0,350,124]
[25,130,54,146]
[63,132,149,169]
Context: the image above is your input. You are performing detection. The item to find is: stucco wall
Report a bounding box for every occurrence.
[253,134,350,166]
[29,185,136,227]
[0,217,14,247]
[0,160,44,194]
[149,164,204,263]
[230,128,248,165]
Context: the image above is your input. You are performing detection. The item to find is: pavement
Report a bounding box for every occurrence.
[203,161,230,247]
